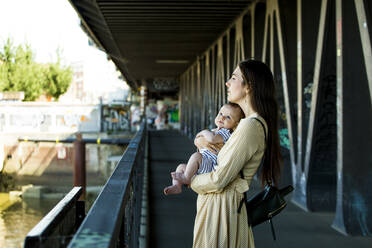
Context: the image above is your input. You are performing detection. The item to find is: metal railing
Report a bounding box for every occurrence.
[67,122,147,248]
[24,187,85,248]
[18,137,131,145]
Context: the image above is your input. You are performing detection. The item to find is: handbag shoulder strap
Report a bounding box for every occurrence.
[252,117,267,141]
[250,117,273,185]
[238,117,268,213]
[239,117,267,181]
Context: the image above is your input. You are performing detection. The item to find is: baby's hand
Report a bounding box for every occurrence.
[207,142,224,154]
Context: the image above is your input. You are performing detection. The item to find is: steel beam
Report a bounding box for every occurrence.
[332,0,372,236]
[178,0,371,235]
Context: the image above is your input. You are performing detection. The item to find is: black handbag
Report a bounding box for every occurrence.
[237,117,293,240]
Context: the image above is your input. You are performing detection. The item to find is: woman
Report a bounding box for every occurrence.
[190,59,282,247]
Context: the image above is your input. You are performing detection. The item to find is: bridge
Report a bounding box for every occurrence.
[24,0,372,247]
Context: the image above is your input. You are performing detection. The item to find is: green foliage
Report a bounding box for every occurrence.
[43,60,73,100]
[0,38,72,101]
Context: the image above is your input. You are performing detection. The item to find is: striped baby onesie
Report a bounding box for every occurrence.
[196,128,231,175]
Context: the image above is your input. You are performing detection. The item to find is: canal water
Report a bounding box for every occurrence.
[0,195,61,248]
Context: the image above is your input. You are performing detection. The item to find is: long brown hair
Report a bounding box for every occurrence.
[239,60,282,186]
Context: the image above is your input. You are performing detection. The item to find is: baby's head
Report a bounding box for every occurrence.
[215,103,245,130]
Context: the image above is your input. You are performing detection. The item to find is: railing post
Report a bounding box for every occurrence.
[73,133,86,200]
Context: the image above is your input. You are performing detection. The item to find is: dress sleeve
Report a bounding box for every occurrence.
[190,118,263,194]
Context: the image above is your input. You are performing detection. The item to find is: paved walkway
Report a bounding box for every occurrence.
[148,130,196,248]
[148,130,372,248]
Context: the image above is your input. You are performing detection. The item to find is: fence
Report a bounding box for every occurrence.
[67,122,147,247]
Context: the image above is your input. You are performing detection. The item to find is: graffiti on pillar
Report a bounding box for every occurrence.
[312,74,337,166]
[304,82,313,109]
[348,189,371,236]
[306,73,337,211]
[279,128,290,150]
[102,105,130,132]
[275,73,291,152]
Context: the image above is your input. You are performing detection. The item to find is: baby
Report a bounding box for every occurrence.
[164,103,244,195]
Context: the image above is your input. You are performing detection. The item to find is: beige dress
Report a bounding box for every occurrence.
[190,113,267,248]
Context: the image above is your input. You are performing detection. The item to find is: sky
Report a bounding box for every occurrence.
[0,0,91,64]
[0,0,129,101]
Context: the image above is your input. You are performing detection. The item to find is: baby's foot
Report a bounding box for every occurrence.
[171,172,191,185]
[163,184,182,195]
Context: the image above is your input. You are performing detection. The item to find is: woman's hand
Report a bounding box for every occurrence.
[194,136,223,154]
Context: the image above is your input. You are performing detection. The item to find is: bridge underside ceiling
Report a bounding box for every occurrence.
[69,0,252,94]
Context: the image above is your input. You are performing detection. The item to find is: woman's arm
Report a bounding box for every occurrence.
[198,130,224,144]
[194,135,224,153]
[191,119,264,194]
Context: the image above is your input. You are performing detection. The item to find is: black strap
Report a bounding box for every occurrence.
[252,117,267,141]
[269,217,277,240]
[238,117,279,242]
[252,117,273,185]
[238,117,266,214]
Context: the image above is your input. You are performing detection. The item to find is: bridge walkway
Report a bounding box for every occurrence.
[148,130,372,248]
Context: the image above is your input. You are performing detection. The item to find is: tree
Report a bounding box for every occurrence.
[0,38,72,101]
[43,60,73,100]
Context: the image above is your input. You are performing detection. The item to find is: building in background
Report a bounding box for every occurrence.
[59,48,129,105]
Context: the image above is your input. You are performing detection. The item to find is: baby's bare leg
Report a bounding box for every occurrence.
[163,164,186,195]
[171,152,202,184]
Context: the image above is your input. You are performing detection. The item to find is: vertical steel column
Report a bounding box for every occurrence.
[297,0,303,180]
[332,0,372,235]
[197,58,202,131]
[191,64,197,136]
[234,16,245,67]
[332,0,345,235]
[204,52,213,129]
[179,76,184,133]
[354,0,372,104]
[262,5,269,63]
[274,0,296,173]
[73,133,86,200]
[186,69,192,136]
[211,46,217,118]
[216,38,226,107]
[251,5,256,58]
[303,0,328,180]
[270,6,274,72]
[226,30,231,81]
